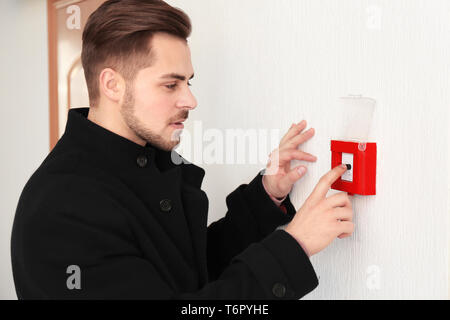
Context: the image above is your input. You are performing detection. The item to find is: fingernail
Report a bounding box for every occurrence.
[341,163,347,169]
[298,167,306,175]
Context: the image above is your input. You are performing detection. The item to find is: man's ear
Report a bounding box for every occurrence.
[98,68,125,104]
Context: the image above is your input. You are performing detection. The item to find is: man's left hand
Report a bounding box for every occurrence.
[262,120,317,199]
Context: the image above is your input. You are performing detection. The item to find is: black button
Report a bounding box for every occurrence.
[272,283,286,298]
[159,199,172,213]
[136,155,148,168]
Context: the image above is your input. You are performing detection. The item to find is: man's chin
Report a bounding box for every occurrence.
[169,136,181,149]
[158,135,181,152]
[170,128,183,140]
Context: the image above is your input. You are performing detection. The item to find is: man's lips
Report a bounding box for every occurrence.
[171,118,187,123]
[170,121,185,129]
[170,118,187,128]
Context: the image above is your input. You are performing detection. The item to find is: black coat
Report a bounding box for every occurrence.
[11,107,318,299]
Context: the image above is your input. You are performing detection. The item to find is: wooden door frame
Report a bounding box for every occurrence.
[47,0,59,151]
[47,0,88,151]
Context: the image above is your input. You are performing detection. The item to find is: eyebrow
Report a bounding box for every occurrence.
[160,73,194,81]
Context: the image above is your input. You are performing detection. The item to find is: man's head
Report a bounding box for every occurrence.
[81,0,197,151]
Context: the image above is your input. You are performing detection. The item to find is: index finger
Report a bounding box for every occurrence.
[308,164,348,205]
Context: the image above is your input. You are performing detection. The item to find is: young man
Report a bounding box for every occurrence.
[11,0,353,299]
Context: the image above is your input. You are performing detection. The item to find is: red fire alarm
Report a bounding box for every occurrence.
[330,140,377,195]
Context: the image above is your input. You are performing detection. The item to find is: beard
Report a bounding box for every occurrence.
[120,82,182,152]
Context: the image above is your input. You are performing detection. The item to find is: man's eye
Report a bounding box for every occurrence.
[165,82,192,90]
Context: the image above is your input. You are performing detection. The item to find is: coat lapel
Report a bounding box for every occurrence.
[179,163,209,286]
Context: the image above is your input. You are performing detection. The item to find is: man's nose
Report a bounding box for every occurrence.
[177,86,198,110]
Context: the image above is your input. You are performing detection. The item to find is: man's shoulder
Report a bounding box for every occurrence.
[24,149,82,193]
[28,135,116,190]
[14,158,128,238]
[17,144,115,218]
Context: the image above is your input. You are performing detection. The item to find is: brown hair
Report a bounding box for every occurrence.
[81,0,192,108]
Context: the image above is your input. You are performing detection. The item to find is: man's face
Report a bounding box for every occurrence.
[120,32,197,151]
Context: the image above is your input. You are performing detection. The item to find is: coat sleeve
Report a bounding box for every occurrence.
[206,169,298,280]
[13,175,318,300]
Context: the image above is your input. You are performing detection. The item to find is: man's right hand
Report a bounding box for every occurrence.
[285,164,354,257]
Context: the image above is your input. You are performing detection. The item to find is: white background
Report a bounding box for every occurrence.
[0,0,50,299]
[0,0,448,299]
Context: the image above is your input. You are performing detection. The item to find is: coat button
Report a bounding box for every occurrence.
[272,283,286,298]
[159,199,172,213]
[136,155,148,168]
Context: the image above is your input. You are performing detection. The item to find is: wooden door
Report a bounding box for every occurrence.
[47,0,106,150]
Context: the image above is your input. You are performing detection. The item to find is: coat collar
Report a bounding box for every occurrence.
[62,107,205,188]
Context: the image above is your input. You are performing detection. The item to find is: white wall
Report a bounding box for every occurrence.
[0,0,49,299]
[0,0,448,299]
[168,0,449,299]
